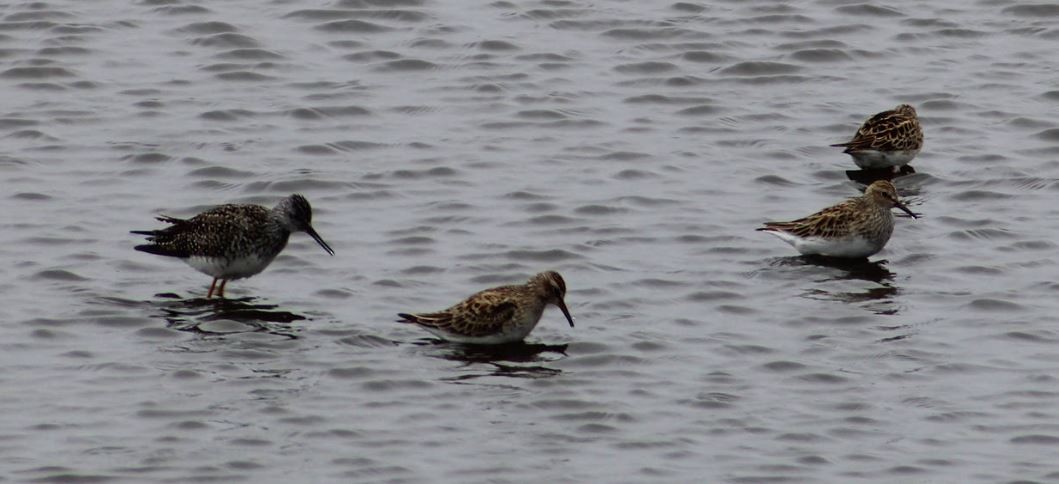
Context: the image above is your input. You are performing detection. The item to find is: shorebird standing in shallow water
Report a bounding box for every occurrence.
[832,104,923,170]
[757,180,917,259]
[397,271,574,344]
[132,194,334,298]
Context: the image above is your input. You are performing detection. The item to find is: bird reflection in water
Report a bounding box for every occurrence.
[800,255,895,283]
[773,256,900,313]
[413,339,568,380]
[152,292,304,338]
[845,164,916,185]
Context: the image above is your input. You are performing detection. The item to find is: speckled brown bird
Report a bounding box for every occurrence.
[757,181,916,258]
[131,194,334,298]
[397,271,574,344]
[832,104,923,169]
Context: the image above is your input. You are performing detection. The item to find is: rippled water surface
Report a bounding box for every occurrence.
[3,0,1059,482]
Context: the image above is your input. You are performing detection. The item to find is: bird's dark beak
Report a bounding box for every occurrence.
[305,226,335,255]
[556,298,574,328]
[893,200,918,220]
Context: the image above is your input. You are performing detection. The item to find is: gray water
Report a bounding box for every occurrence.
[2,0,1059,482]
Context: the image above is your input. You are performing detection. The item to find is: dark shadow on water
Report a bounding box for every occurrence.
[773,255,894,284]
[150,293,304,338]
[413,339,568,380]
[771,256,900,312]
[802,255,894,284]
[845,164,916,185]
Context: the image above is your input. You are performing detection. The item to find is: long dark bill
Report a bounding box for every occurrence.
[306,226,335,255]
[557,298,574,328]
[893,201,918,220]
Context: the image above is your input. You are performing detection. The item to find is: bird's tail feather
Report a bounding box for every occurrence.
[133,244,187,258]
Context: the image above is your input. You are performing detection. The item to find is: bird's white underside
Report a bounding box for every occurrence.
[849,149,919,169]
[422,326,535,344]
[765,231,882,258]
[185,254,275,280]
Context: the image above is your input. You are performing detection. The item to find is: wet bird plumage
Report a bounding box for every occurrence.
[831,104,923,169]
[757,181,916,258]
[131,194,333,298]
[397,271,574,344]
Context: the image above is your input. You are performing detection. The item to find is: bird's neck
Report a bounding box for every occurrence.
[265,216,294,239]
[268,206,297,233]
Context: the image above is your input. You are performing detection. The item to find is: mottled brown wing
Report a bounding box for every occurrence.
[133,205,268,258]
[759,199,858,239]
[837,110,918,152]
[398,287,519,337]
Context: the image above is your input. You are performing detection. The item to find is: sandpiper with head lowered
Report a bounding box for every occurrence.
[131,194,334,298]
[757,180,916,259]
[832,104,923,170]
[397,271,574,344]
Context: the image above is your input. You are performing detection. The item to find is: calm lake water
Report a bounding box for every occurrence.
[2,0,1058,482]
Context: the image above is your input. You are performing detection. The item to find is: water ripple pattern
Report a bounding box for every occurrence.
[1,0,1057,482]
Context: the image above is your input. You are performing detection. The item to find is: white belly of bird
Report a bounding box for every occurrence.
[427,327,537,345]
[185,254,275,280]
[851,149,919,169]
[767,231,883,258]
